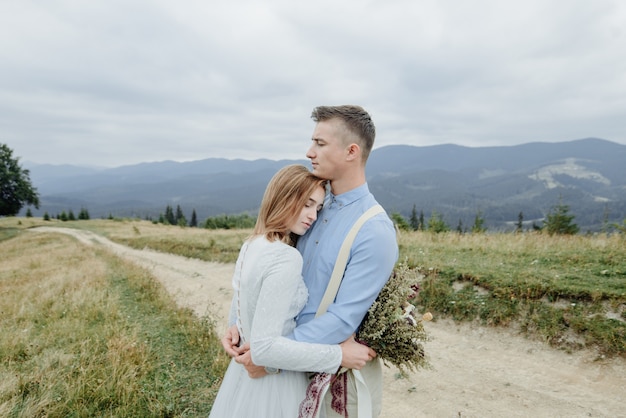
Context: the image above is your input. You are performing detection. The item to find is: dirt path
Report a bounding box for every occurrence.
[33,227,626,418]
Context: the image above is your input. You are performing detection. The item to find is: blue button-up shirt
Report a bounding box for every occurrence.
[292,183,399,344]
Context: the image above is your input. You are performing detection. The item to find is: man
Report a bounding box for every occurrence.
[222,105,398,416]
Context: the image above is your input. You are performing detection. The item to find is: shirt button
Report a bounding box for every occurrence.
[315,240,319,245]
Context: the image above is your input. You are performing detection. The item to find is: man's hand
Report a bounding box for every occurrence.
[340,334,376,370]
[234,349,268,378]
[221,325,243,358]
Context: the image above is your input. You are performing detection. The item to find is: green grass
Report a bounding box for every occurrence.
[0,227,18,242]
[398,230,626,356]
[1,216,625,416]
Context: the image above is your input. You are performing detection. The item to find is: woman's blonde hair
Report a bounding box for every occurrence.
[253,164,326,245]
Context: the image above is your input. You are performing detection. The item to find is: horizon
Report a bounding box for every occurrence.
[20,136,619,169]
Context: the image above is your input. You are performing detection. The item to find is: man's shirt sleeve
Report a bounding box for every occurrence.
[291,216,398,344]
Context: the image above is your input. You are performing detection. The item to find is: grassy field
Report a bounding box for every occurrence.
[1,217,625,415]
[396,229,626,356]
[0,218,229,417]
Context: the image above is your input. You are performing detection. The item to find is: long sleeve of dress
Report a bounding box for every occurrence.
[243,240,342,374]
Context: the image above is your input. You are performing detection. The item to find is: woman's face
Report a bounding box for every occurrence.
[289,185,325,236]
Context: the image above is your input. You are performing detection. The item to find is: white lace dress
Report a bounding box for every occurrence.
[209,236,342,418]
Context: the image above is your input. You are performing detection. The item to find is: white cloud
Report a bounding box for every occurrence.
[2,0,625,166]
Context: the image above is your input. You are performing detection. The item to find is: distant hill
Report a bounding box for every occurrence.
[23,138,626,232]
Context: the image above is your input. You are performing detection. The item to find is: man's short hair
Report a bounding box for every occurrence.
[311,105,376,161]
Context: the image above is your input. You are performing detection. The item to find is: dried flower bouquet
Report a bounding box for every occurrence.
[357,262,432,375]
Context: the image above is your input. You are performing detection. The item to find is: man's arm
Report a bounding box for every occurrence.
[292,218,398,344]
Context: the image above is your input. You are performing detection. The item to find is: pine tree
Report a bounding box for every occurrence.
[409,204,419,231]
[174,205,187,226]
[78,207,90,220]
[543,196,579,235]
[471,210,486,233]
[190,209,198,227]
[165,205,175,225]
[428,210,449,233]
[25,208,33,217]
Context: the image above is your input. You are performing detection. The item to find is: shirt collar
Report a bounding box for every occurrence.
[329,183,370,207]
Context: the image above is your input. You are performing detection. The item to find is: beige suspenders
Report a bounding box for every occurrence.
[315,204,385,317]
[312,204,385,418]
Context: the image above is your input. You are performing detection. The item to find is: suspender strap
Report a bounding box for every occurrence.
[315,204,385,317]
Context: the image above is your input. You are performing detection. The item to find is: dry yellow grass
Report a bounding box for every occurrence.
[0,220,228,416]
[52,218,250,263]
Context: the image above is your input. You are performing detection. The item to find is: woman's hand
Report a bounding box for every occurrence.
[221,325,244,357]
[234,350,269,378]
[339,334,376,370]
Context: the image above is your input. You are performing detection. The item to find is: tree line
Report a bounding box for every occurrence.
[153,204,256,229]
[390,197,582,235]
[29,207,92,221]
[144,198,615,236]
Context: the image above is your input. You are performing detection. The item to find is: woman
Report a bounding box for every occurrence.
[209,164,373,418]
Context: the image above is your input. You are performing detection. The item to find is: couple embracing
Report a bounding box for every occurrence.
[209,105,398,418]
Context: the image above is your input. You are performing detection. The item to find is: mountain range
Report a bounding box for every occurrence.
[23,137,626,232]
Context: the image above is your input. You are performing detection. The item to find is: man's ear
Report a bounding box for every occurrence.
[345,143,360,161]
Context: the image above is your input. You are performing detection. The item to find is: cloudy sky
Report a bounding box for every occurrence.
[2,0,625,168]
